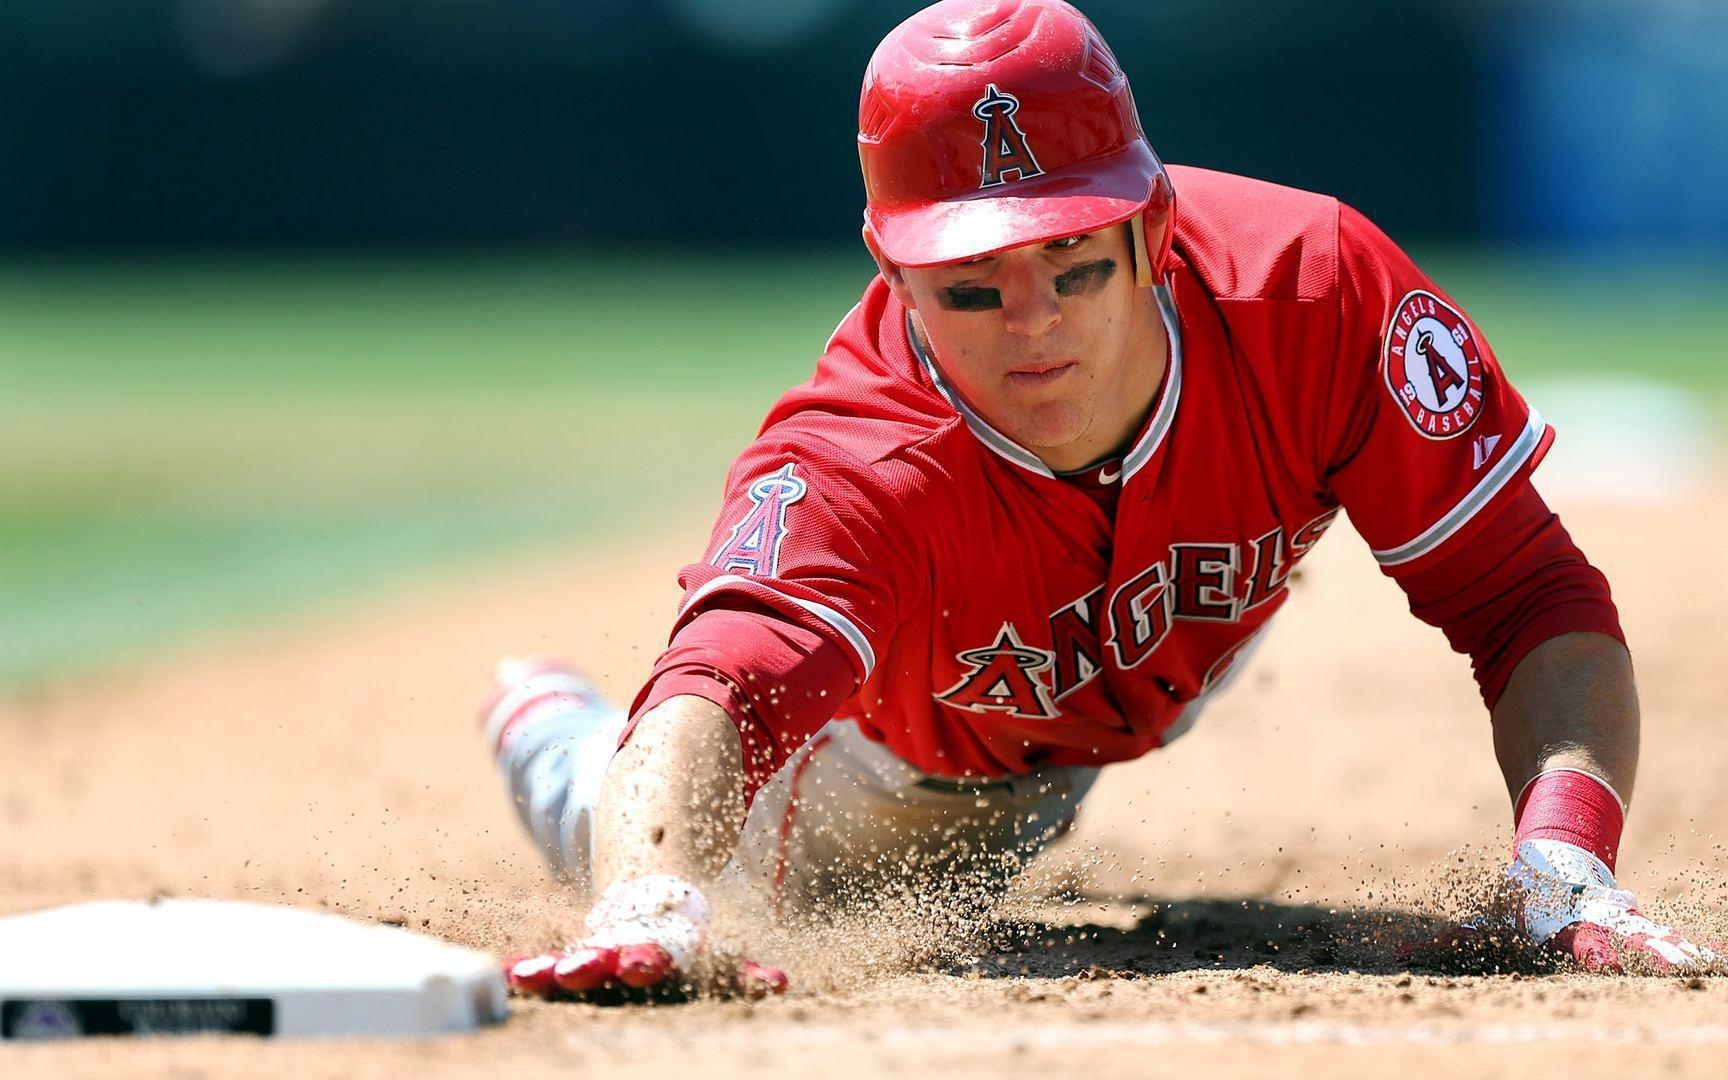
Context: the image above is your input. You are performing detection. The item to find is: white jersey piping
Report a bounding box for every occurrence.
[1371,410,1548,567]
[1124,285,1185,482]
[680,573,878,680]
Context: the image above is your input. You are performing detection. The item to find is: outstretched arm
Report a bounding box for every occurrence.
[594,695,749,888]
[504,695,788,999]
[1491,631,1637,806]
[1492,632,1718,971]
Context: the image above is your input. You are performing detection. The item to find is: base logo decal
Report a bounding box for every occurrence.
[1383,290,1486,440]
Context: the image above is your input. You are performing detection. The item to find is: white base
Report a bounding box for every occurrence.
[0,899,507,1039]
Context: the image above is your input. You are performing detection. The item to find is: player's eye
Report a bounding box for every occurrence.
[1047,234,1089,250]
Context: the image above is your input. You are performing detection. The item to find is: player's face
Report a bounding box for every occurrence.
[881,225,1167,473]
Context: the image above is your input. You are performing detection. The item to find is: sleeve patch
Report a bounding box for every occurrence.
[1382,289,1487,441]
[710,464,807,578]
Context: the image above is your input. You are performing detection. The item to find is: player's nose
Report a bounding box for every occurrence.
[996,267,1061,339]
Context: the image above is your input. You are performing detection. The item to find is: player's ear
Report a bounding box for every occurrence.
[863,225,918,310]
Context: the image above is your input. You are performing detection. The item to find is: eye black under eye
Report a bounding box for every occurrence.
[940,287,1002,311]
[1054,258,1117,297]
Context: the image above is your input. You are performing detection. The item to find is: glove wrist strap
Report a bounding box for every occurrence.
[1513,767,1625,872]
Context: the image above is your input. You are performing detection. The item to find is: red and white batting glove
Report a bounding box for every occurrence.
[1510,768,1721,973]
[503,875,788,1001]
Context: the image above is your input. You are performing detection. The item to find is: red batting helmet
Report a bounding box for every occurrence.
[858,0,1175,278]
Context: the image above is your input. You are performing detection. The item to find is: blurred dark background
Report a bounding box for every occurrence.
[4,0,1724,689]
[4,0,1725,254]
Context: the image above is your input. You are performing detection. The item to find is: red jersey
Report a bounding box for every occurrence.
[634,166,1577,784]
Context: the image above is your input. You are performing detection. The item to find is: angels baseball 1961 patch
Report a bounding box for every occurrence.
[1382,289,1486,440]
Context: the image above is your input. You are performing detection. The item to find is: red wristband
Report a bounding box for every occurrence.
[1513,768,1625,871]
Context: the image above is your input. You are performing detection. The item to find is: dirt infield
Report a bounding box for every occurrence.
[3,472,1726,1077]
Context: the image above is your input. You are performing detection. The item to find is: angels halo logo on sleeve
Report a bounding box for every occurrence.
[1382,289,1486,440]
[711,463,807,578]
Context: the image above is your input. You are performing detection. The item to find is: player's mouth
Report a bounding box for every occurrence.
[1005,359,1077,387]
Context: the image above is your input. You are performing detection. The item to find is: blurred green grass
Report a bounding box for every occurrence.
[0,249,1722,689]
[0,250,875,687]
[1418,251,1728,395]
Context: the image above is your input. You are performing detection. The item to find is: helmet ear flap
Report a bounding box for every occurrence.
[1135,170,1176,287]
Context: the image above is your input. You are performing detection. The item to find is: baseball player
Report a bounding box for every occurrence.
[484,0,1719,998]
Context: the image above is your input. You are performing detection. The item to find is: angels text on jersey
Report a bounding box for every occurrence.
[937,509,1338,720]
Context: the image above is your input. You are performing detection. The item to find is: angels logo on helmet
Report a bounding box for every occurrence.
[972,83,1044,188]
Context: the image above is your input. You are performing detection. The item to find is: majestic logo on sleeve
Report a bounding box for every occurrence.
[973,84,1044,188]
[1384,290,1486,440]
[937,623,1057,720]
[711,464,807,578]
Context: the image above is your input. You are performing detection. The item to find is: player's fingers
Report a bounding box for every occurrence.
[736,960,790,998]
[504,953,562,996]
[1617,926,1722,971]
[1567,907,1725,972]
[1550,922,1622,973]
[554,945,622,992]
[614,943,677,989]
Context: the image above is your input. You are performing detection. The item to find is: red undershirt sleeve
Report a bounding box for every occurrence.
[1390,478,1624,708]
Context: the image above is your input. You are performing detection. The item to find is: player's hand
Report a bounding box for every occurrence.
[1511,837,1723,973]
[502,875,788,1002]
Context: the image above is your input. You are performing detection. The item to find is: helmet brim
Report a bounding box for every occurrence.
[866,141,1160,268]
